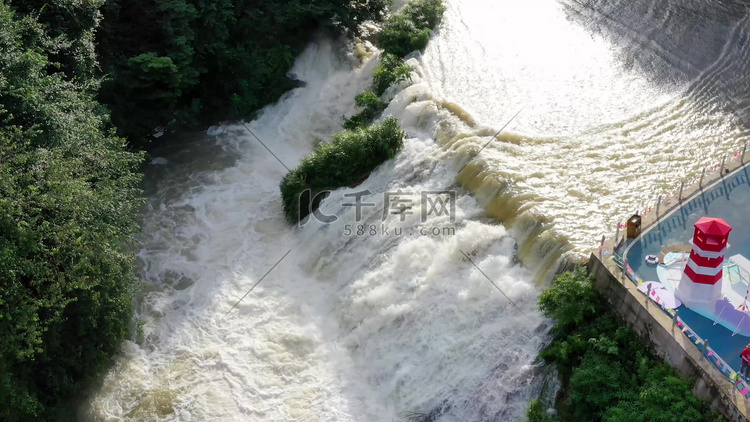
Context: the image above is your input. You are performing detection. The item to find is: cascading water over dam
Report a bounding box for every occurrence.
[85,0,750,420]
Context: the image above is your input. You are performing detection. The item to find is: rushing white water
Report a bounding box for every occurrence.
[423,0,750,248]
[85,0,750,420]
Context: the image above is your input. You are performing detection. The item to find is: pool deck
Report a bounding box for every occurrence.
[594,154,750,422]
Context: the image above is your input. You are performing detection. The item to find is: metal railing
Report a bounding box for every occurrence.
[603,144,750,248]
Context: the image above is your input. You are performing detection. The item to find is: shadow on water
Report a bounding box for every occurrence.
[130,129,245,344]
[560,0,750,124]
[561,0,749,84]
[140,129,242,199]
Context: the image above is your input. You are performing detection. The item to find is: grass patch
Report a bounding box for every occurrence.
[280,117,405,224]
[529,267,723,422]
[380,0,446,57]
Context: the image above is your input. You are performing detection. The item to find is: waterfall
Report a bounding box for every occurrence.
[84,0,750,420]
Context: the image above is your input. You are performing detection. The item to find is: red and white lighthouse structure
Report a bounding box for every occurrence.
[675,217,732,314]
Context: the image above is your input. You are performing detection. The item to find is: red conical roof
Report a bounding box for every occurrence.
[694,217,732,236]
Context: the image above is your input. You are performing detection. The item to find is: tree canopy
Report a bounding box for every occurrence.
[0,3,143,419]
[97,0,392,146]
[530,267,722,422]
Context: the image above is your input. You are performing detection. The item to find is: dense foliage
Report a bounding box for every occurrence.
[342,54,412,130]
[343,0,443,129]
[280,117,404,223]
[7,0,102,80]
[286,0,444,224]
[530,267,722,422]
[380,0,446,57]
[342,90,387,130]
[0,3,143,420]
[97,0,392,146]
[372,53,413,96]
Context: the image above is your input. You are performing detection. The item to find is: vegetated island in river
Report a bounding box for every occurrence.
[0,0,721,421]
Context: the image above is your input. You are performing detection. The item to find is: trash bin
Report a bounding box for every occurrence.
[626,214,642,239]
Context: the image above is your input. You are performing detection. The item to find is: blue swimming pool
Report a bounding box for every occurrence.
[624,165,750,371]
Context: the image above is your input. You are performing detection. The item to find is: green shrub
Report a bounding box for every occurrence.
[280,117,404,224]
[601,361,714,422]
[528,267,722,422]
[0,3,143,419]
[372,53,412,96]
[343,54,411,130]
[538,266,603,335]
[568,352,639,420]
[380,0,445,57]
[526,399,554,422]
[343,90,387,130]
[380,15,431,57]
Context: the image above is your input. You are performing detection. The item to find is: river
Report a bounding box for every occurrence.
[84,0,750,420]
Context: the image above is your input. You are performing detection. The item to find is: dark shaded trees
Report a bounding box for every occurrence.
[0,3,143,419]
[96,0,392,146]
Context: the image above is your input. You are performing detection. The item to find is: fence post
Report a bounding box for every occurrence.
[678,181,684,202]
[614,224,620,248]
[720,156,726,175]
[656,195,662,217]
[743,144,747,163]
[699,168,705,187]
[702,339,710,360]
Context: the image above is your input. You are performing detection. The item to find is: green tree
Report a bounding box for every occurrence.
[538,266,602,335]
[8,0,102,79]
[529,267,721,422]
[0,3,143,419]
[97,0,393,146]
[568,352,639,420]
[602,361,718,422]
